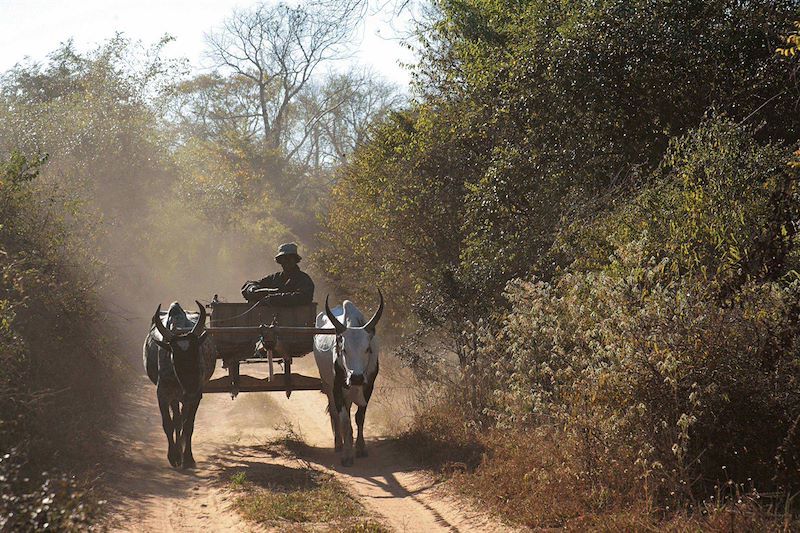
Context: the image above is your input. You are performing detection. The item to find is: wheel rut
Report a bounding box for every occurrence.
[103,358,518,533]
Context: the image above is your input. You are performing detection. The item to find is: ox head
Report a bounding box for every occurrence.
[325,290,383,406]
[152,301,208,393]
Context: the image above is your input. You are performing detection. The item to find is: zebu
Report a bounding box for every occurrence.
[143,301,215,468]
[313,292,383,466]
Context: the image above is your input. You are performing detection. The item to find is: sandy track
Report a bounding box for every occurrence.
[103,357,518,533]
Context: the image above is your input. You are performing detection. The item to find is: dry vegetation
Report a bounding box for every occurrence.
[0,153,120,531]
[322,4,800,531]
[405,405,800,532]
[225,434,389,533]
[0,0,399,528]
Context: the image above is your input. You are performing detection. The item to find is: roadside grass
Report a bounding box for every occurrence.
[226,431,390,533]
[231,467,356,522]
[230,468,388,532]
[398,401,800,532]
[397,399,485,477]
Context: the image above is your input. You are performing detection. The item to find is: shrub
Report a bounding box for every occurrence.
[0,151,120,528]
[0,448,98,532]
[483,119,800,505]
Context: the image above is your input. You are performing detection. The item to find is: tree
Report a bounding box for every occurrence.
[170,73,263,145]
[319,0,800,341]
[204,0,365,159]
[294,69,404,170]
[0,35,178,217]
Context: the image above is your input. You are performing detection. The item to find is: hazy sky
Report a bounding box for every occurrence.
[0,0,415,86]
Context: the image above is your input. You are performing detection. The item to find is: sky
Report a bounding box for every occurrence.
[0,0,415,87]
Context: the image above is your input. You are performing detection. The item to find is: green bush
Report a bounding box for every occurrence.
[0,151,120,529]
[481,119,800,504]
[320,1,800,342]
[0,447,97,532]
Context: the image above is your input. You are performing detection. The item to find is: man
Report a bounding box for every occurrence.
[241,242,314,306]
[226,243,314,398]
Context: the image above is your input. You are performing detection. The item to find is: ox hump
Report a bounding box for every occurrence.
[155,301,201,332]
[342,300,365,328]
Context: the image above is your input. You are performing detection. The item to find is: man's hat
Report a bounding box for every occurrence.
[275,242,301,261]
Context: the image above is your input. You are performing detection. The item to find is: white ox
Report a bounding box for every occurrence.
[313,292,383,466]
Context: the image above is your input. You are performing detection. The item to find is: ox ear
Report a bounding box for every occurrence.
[154,338,171,351]
[197,331,209,345]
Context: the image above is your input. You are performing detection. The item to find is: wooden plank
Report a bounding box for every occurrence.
[208,302,318,329]
[202,373,322,394]
[176,326,337,335]
[206,302,320,357]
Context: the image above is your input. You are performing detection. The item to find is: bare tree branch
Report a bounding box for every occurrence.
[204,0,363,157]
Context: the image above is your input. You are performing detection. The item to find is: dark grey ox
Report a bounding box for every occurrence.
[143,301,215,468]
[313,292,383,466]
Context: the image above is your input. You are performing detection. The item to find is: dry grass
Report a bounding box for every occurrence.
[230,468,389,532]
[398,399,485,475]
[232,467,358,523]
[226,432,390,533]
[564,501,800,533]
[399,399,800,532]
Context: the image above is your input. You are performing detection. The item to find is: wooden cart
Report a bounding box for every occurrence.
[189,298,335,397]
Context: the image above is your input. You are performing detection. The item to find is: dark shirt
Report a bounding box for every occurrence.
[241,269,314,306]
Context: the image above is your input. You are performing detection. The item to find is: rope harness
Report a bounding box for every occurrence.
[207,299,264,324]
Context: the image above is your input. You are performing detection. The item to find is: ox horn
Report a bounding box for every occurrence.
[361,289,384,333]
[152,304,174,342]
[325,295,347,335]
[190,300,206,336]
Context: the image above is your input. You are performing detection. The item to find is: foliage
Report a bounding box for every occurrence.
[0,36,180,218]
[0,37,308,313]
[320,10,800,521]
[777,20,800,57]
[558,117,797,293]
[0,448,98,532]
[321,0,800,328]
[779,20,800,169]
[0,151,118,529]
[317,106,479,316]
[438,119,800,519]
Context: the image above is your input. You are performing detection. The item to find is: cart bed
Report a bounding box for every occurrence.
[209,301,318,359]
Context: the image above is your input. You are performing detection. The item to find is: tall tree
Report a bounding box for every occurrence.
[204,0,364,158]
[295,69,404,170]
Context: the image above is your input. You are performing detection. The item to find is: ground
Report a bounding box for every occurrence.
[102,356,518,533]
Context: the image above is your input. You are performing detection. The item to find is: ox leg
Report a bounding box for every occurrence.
[332,375,353,465]
[355,384,374,458]
[355,406,368,458]
[158,394,180,467]
[324,387,343,451]
[170,400,182,459]
[338,402,354,466]
[180,397,200,469]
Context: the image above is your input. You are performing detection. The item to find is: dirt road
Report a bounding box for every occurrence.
[103,357,517,533]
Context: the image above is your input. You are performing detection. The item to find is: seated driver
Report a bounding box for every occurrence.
[226,243,314,398]
[241,242,314,306]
